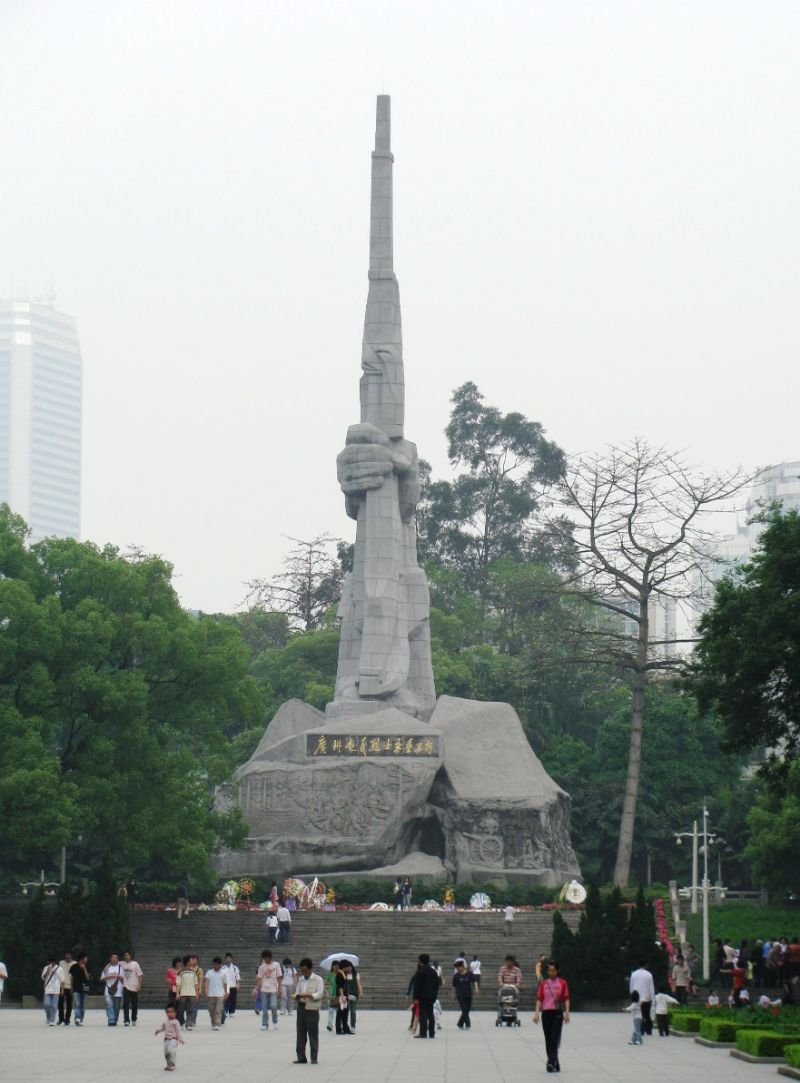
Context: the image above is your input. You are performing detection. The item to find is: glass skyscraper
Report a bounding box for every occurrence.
[0,300,82,541]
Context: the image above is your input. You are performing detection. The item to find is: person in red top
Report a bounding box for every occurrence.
[534,960,570,1074]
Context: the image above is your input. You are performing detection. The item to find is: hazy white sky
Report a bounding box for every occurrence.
[2,1,798,612]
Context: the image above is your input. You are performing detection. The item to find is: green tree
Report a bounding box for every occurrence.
[693,508,800,758]
[0,506,263,882]
[418,383,566,582]
[743,761,800,894]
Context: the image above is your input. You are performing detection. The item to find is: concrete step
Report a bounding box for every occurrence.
[129,909,578,1012]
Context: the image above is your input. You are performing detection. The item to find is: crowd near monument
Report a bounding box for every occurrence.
[216,97,580,889]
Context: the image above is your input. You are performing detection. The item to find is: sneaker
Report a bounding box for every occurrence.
[326,1025,333,1032]
[213,1025,220,1031]
[48,1022,56,1026]
[124,1022,131,1026]
[132,1021,137,1027]
[261,1025,268,1031]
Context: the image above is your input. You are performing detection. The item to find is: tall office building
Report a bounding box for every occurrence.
[0,300,82,541]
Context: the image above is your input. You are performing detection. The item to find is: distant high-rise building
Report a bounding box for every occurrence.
[0,300,82,541]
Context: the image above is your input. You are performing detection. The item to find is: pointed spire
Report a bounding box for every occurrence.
[361,95,405,438]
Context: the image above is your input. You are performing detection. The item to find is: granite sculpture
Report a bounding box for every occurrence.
[215,97,580,888]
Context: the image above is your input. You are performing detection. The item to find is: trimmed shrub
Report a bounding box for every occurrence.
[699,1019,762,1043]
[669,1012,702,1033]
[736,1031,800,1058]
[785,1044,800,1069]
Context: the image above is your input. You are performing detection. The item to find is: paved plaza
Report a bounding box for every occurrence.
[1,1009,784,1082]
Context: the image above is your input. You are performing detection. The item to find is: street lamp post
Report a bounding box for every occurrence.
[674,820,700,915]
[702,804,711,981]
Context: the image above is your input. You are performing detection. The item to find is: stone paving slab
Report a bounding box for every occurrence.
[0,1009,784,1082]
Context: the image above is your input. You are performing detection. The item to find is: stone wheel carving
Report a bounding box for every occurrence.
[480,836,504,865]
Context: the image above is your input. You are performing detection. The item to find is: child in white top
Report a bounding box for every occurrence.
[624,990,643,1045]
[707,990,720,1007]
[653,987,679,1036]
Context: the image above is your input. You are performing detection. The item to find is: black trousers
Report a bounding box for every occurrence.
[335,1004,351,1033]
[279,921,291,943]
[296,1005,319,1062]
[541,1010,563,1068]
[58,988,73,1023]
[123,989,139,1022]
[641,999,653,1035]
[657,1013,670,1036]
[456,994,472,1028]
[226,987,238,1014]
[418,997,436,1037]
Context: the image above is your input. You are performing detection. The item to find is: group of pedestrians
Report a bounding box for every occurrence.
[39,949,141,1028]
[323,958,362,1034]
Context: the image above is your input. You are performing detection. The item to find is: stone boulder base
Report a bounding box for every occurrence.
[214,697,580,888]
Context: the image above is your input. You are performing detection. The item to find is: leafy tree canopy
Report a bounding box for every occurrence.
[693,507,800,760]
[0,505,263,883]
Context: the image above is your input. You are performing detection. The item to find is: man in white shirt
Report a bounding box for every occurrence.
[222,953,241,1018]
[469,955,481,977]
[266,911,279,945]
[0,958,8,1007]
[629,961,655,1036]
[121,950,143,1026]
[503,904,514,937]
[41,957,64,1026]
[277,903,292,944]
[101,954,125,1026]
[293,957,324,1065]
[204,957,229,1029]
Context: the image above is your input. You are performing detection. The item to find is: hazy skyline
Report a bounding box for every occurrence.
[2,1,798,612]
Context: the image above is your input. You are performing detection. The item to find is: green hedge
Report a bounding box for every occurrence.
[669,1012,702,1033]
[699,1019,762,1043]
[785,1044,800,1069]
[736,1031,800,1058]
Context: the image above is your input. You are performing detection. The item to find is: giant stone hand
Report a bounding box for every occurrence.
[337,423,394,496]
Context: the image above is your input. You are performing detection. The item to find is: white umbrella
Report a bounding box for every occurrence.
[319,953,360,970]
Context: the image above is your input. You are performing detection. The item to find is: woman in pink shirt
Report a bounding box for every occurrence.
[533,961,571,1074]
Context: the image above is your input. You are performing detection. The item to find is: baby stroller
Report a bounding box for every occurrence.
[496,984,521,1026]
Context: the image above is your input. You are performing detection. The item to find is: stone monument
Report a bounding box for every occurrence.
[215,97,580,888]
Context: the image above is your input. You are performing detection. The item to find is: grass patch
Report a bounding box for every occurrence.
[683,903,800,950]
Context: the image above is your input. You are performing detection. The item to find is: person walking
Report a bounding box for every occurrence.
[255,949,282,1030]
[629,960,655,1036]
[334,959,352,1034]
[498,955,523,991]
[345,962,362,1033]
[266,910,279,945]
[503,903,515,937]
[177,954,198,1030]
[166,957,180,1010]
[155,1002,185,1072]
[672,954,692,1005]
[42,956,64,1026]
[188,955,204,1029]
[222,953,241,1017]
[0,957,7,1008]
[277,901,292,944]
[70,953,92,1026]
[205,957,228,1029]
[402,877,413,910]
[410,953,441,1039]
[469,954,481,979]
[452,958,479,1029]
[176,881,189,920]
[293,957,324,1065]
[534,960,570,1074]
[624,990,644,1046]
[121,950,143,1026]
[57,949,74,1025]
[325,961,339,1032]
[281,958,297,1015]
[653,987,679,1035]
[101,953,124,1026]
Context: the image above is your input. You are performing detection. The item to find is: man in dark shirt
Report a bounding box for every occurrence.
[411,953,441,1039]
[452,959,479,1029]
